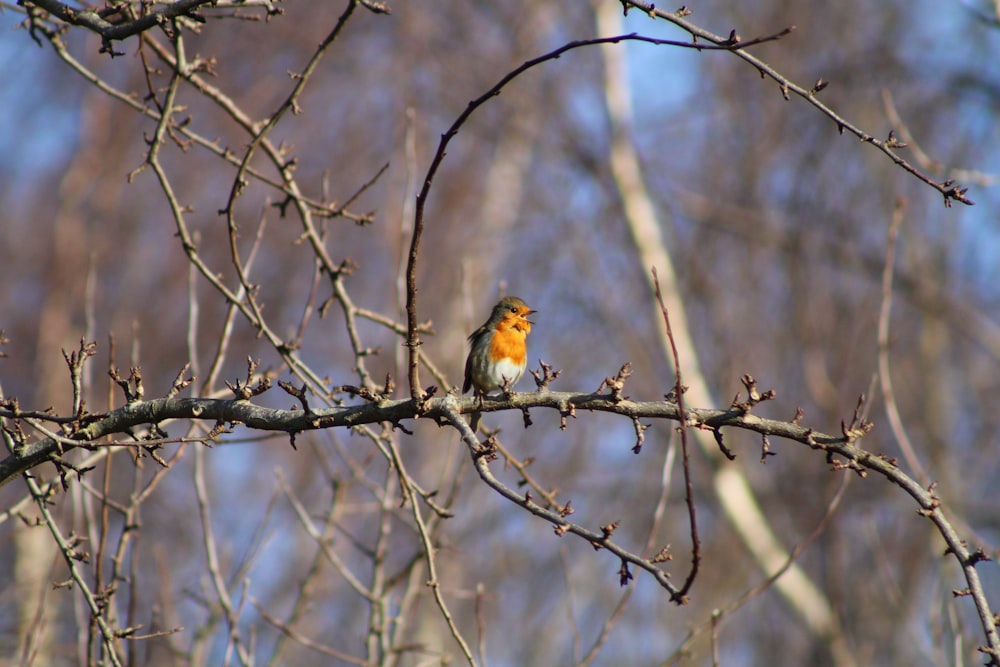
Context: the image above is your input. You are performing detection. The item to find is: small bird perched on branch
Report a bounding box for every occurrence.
[463,296,536,432]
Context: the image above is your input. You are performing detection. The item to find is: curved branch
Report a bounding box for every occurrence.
[403,28,793,402]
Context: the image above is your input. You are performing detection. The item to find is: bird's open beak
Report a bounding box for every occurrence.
[524,309,537,325]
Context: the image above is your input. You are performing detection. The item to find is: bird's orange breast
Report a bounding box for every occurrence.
[488,325,528,365]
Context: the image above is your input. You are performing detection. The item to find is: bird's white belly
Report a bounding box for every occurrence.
[485,358,525,392]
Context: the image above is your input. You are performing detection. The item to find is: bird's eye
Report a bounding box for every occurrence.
[509,306,518,314]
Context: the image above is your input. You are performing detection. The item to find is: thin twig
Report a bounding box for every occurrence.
[193,443,253,667]
[652,268,700,600]
[624,0,973,206]
[21,470,124,667]
[661,474,850,665]
[441,398,684,601]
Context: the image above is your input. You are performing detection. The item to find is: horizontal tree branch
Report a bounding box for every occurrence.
[3,385,995,657]
[21,0,285,53]
[3,388,861,487]
[24,0,214,52]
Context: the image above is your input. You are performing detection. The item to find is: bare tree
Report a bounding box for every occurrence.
[0,1,997,666]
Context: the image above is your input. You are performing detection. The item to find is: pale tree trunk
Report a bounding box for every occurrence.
[591,2,855,664]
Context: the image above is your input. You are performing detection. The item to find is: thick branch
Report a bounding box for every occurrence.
[25,0,218,51]
[3,389,995,657]
[4,390,855,487]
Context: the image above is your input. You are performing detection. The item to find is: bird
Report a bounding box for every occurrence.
[463,296,536,432]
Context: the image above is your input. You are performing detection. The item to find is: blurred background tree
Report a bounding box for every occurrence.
[0,1,998,666]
